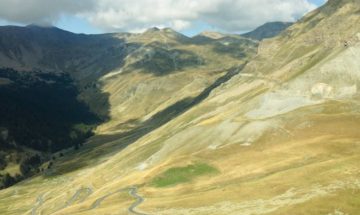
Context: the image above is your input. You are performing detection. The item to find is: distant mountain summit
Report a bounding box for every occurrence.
[242,21,293,40]
[198,31,226,40]
[193,22,292,43]
[140,27,190,43]
[26,23,56,28]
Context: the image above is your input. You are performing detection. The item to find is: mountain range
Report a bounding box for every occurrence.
[0,20,259,184]
[0,0,359,214]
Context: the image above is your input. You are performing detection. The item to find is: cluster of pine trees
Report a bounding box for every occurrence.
[0,68,99,152]
[0,68,102,189]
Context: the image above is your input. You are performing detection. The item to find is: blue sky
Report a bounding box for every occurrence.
[310,0,327,6]
[0,0,327,36]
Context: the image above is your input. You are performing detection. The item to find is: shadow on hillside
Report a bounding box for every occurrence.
[126,42,204,76]
[0,68,102,152]
[0,29,152,189]
[0,30,141,153]
[49,63,247,176]
[212,40,257,59]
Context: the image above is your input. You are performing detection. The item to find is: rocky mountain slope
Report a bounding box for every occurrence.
[241,21,293,40]
[0,24,257,189]
[1,0,359,214]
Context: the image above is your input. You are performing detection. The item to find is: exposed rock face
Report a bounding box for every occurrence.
[311,83,333,98]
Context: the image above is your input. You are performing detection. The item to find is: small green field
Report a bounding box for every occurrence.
[151,163,218,187]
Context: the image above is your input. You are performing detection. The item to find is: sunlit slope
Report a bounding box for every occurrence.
[1,0,360,215]
[95,28,257,134]
[0,28,258,215]
[0,25,256,127]
[101,0,360,213]
[132,0,360,213]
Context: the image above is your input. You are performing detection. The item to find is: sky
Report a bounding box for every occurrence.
[0,0,327,36]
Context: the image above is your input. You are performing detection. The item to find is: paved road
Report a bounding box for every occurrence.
[64,187,93,208]
[128,187,149,215]
[89,188,127,210]
[31,194,45,215]
[88,186,149,214]
[31,186,148,215]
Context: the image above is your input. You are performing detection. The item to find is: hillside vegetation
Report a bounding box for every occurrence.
[2,1,358,214]
[0,22,258,191]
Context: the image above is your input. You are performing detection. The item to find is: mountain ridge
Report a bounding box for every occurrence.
[241,21,293,40]
[1,0,359,213]
[0,22,259,190]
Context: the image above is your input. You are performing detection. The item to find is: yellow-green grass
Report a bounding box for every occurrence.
[151,163,218,187]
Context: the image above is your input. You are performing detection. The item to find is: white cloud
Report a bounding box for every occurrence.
[0,0,95,25]
[83,0,316,32]
[171,20,192,31]
[0,0,317,32]
[199,0,316,31]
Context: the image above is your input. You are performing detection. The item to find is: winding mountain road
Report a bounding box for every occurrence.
[30,186,148,214]
[89,188,127,210]
[31,194,45,215]
[128,187,148,215]
[64,187,93,207]
[87,186,148,214]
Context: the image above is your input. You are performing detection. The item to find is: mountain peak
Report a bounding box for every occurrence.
[198,31,226,40]
[161,27,177,34]
[144,27,161,33]
[140,26,188,42]
[241,21,293,40]
[143,27,180,35]
[26,23,56,29]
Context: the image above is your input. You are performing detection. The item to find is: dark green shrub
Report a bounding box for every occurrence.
[0,173,15,189]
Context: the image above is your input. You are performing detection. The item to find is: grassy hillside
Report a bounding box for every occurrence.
[151,163,218,187]
[0,22,257,192]
[1,1,357,214]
